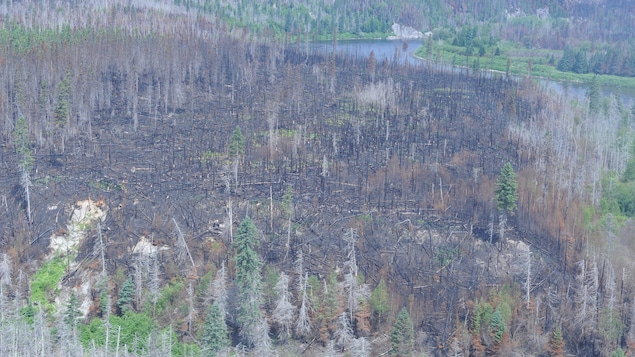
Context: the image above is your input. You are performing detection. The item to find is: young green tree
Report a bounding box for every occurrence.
[370,278,389,324]
[588,75,601,114]
[13,116,33,224]
[495,162,518,214]
[611,348,626,357]
[547,325,565,357]
[557,46,575,72]
[54,73,71,126]
[234,217,264,346]
[229,126,245,157]
[228,126,245,191]
[390,307,414,356]
[490,308,505,344]
[201,303,229,357]
[117,276,135,315]
[64,291,81,328]
[494,162,518,242]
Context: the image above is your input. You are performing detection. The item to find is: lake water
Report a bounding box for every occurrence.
[304,39,635,106]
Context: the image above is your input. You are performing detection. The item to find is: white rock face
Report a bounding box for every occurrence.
[536,7,550,19]
[132,235,170,256]
[389,23,425,39]
[48,199,107,321]
[49,199,107,258]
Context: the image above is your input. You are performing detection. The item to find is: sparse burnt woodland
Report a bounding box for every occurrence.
[0,5,633,357]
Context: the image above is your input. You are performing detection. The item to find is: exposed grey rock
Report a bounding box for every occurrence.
[388,23,426,39]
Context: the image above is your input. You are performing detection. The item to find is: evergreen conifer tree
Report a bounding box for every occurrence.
[557,46,575,72]
[234,217,264,346]
[390,307,414,356]
[490,309,505,344]
[54,73,71,126]
[201,303,229,357]
[63,291,81,328]
[588,75,601,114]
[117,276,135,314]
[370,278,389,324]
[495,162,518,214]
[547,325,565,357]
[229,126,245,157]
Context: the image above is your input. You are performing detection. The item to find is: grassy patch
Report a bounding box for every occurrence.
[90,178,123,192]
[200,150,227,163]
[30,256,67,314]
[416,41,635,89]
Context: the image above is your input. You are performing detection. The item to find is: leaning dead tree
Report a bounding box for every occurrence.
[173,218,196,276]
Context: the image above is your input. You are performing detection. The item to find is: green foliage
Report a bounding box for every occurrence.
[547,325,565,357]
[54,73,72,126]
[229,126,245,157]
[623,139,635,182]
[117,276,135,314]
[472,58,480,72]
[64,291,82,327]
[13,116,33,171]
[79,317,107,347]
[80,312,155,354]
[111,312,155,351]
[472,301,493,333]
[600,308,624,347]
[434,246,459,267]
[30,256,67,314]
[201,303,229,356]
[601,169,635,219]
[611,348,626,357]
[153,279,185,316]
[233,217,264,343]
[90,178,123,192]
[390,307,414,356]
[264,264,280,305]
[573,49,589,74]
[281,185,294,217]
[557,46,575,72]
[611,181,635,216]
[370,278,390,321]
[98,280,109,317]
[19,304,36,325]
[490,308,505,344]
[495,162,518,214]
[588,75,601,114]
[318,269,340,322]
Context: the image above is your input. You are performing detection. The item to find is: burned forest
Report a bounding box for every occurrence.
[0,3,634,357]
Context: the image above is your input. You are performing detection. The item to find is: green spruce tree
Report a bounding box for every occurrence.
[13,116,33,223]
[64,291,81,328]
[588,75,601,115]
[490,308,505,344]
[234,217,264,345]
[201,303,229,357]
[557,46,575,72]
[117,276,135,315]
[390,307,414,356]
[370,278,389,324]
[229,126,245,157]
[547,325,565,357]
[495,162,518,214]
[54,73,71,126]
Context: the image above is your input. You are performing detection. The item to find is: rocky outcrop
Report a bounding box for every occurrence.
[388,23,427,39]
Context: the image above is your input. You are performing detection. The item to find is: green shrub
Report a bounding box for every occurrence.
[30,256,67,314]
